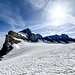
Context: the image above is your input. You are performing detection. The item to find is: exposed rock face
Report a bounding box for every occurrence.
[8,31,18,38]
[0,41,13,57]
[0,28,43,57]
[20,28,31,35]
[43,34,75,43]
[36,34,43,40]
[0,28,75,58]
[20,28,43,42]
[0,31,21,57]
[8,30,28,41]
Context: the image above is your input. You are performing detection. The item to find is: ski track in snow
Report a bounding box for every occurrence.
[0,42,75,75]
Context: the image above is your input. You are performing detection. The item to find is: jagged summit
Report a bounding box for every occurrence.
[0,28,75,58]
[19,28,43,42]
[44,34,75,43]
[20,28,31,35]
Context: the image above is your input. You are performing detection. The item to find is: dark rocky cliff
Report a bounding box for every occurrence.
[0,28,75,58]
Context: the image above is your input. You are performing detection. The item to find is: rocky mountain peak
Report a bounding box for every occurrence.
[20,28,31,35]
[0,28,75,58]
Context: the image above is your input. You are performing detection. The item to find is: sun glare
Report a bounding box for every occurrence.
[53,6,65,19]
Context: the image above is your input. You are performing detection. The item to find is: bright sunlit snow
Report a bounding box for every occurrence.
[0,40,75,75]
[0,0,75,75]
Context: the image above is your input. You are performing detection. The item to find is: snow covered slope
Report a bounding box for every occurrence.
[0,41,75,75]
[1,28,75,57]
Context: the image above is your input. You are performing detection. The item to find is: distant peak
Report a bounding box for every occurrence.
[0,28,75,59]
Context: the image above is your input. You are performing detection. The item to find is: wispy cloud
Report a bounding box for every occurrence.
[26,0,48,10]
[28,0,75,37]
[29,23,48,30]
[0,0,75,38]
[41,30,51,36]
[0,32,7,36]
[0,31,6,49]
[0,3,25,31]
[29,19,68,30]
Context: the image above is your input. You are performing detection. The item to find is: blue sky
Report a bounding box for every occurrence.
[0,0,75,40]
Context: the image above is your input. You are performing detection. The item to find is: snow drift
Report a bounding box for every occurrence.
[0,41,75,75]
[0,28,75,75]
[0,28,75,58]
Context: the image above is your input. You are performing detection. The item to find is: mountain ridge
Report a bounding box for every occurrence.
[0,28,75,59]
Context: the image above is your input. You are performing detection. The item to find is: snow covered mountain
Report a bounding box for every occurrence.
[0,28,75,75]
[0,40,75,75]
[0,28,75,58]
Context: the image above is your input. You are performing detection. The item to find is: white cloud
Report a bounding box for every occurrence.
[26,0,48,10]
[0,3,26,31]
[41,30,51,37]
[0,36,5,49]
[0,32,6,50]
[29,23,48,30]
[28,19,69,30]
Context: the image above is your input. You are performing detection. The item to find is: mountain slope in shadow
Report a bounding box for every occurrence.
[0,28,75,59]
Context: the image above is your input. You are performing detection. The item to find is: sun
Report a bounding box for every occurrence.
[52,6,65,19]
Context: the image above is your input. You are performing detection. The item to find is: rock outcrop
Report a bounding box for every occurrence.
[20,28,43,42]
[0,28,75,58]
[43,34,75,43]
[0,31,21,57]
[0,28,43,57]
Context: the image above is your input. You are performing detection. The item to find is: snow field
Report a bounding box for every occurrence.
[0,42,75,75]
